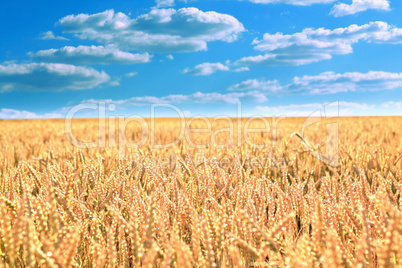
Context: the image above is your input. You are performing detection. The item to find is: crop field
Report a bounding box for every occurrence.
[0,117,401,267]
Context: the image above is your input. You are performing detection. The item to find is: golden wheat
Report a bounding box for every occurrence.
[0,117,401,267]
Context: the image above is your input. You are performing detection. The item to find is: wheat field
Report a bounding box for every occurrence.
[0,117,401,267]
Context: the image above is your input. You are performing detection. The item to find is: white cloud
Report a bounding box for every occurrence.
[0,108,62,119]
[154,0,190,8]
[256,101,373,116]
[39,31,69,41]
[0,109,39,119]
[183,62,249,75]
[58,8,245,53]
[330,0,390,17]
[109,78,121,86]
[183,62,228,75]
[166,54,174,60]
[154,0,335,6]
[228,71,402,95]
[236,53,333,66]
[242,0,335,5]
[155,0,175,8]
[241,0,390,15]
[288,71,402,94]
[228,78,282,92]
[233,67,250,72]
[381,101,402,108]
[236,21,402,66]
[0,63,110,92]
[125,72,138,77]
[29,45,151,65]
[257,102,370,111]
[85,90,267,106]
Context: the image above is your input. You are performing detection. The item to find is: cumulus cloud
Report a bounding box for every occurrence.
[0,63,110,92]
[236,21,402,66]
[228,78,282,92]
[183,62,249,75]
[166,54,174,60]
[242,0,335,5]
[58,8,245,53]
[85,90,267,106]
[39,31,69,41]
[256,101,373,116]
[228,71,402,95]
[29,45,151,65]
[330,0,390,17]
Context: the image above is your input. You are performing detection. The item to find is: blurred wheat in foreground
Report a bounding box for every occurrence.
[0,117,401,267]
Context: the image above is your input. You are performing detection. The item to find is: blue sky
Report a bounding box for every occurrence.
[0,0,402,118]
